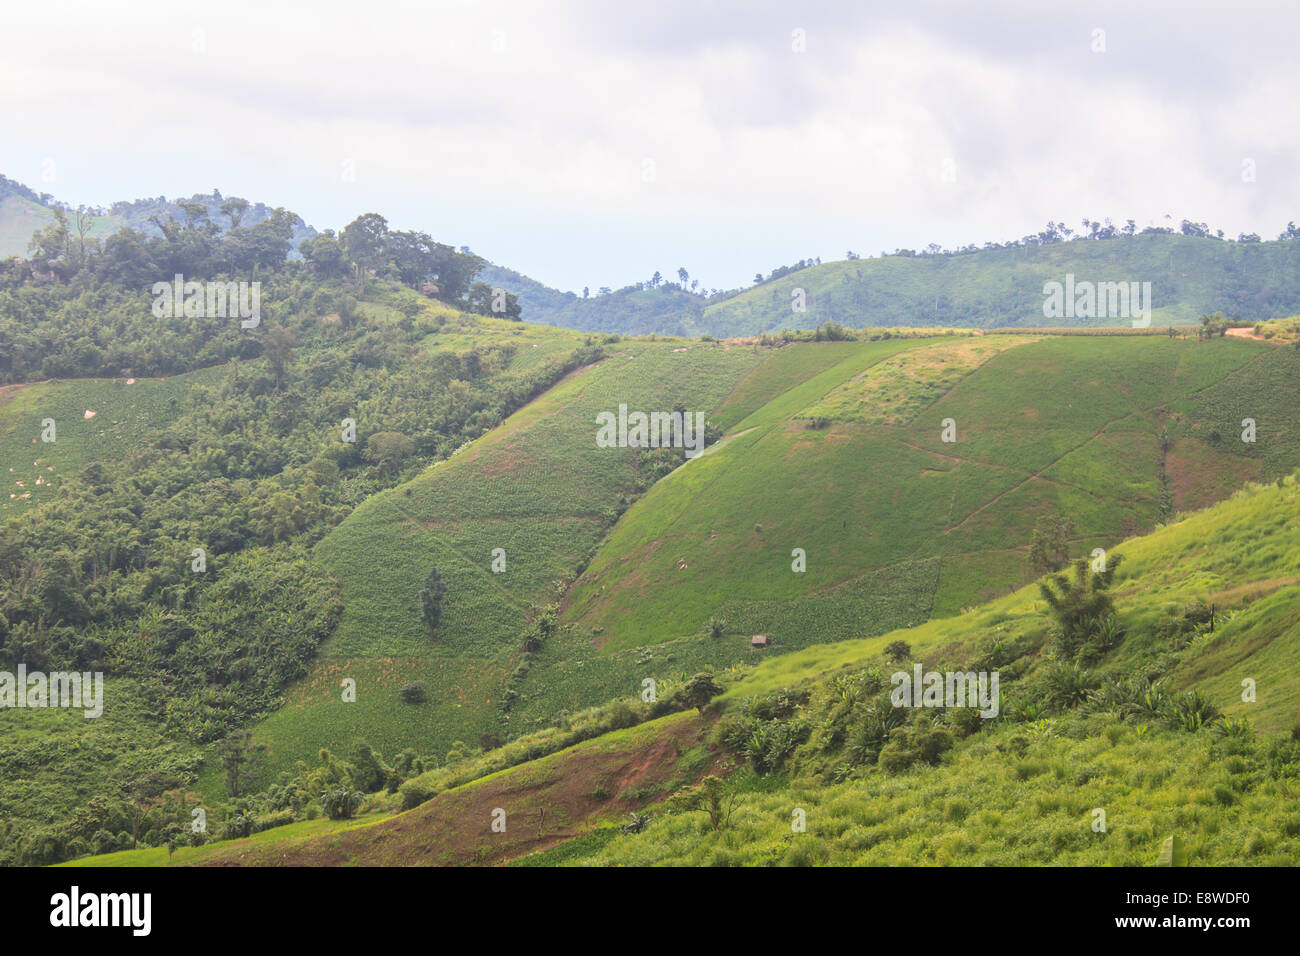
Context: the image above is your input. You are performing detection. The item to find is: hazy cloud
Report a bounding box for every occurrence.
[1,0,1296,291]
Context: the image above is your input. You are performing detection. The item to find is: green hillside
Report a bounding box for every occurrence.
[239,331,1300,794]
[244,338,767,779]
[8,188,1300,869]
[562,335,1292,646]
[476,235,1300,339]
[475,261,708,336]
[75,471,1300,867]
[698,235,1300,336]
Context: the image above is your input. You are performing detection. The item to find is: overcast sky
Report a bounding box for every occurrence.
[1,0,1297,292]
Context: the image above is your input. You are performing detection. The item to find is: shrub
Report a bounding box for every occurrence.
[884,640,912,663]
[399,681,428,704]
[1167,689,1220,733]
[1042,661,1098,710]
[621,812,652,835]
[398,779,436,811]
[321,786,364,820]
[677,673,723,713]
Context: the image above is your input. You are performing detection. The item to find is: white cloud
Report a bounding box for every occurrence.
[0,0,1296,291]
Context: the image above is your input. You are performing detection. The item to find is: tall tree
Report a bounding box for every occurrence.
[215,731,266,798]
[341,212,389,292]
[1029,514,1075,575]
[420,566,446,633]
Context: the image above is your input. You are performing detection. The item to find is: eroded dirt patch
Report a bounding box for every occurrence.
[197,712,721,867]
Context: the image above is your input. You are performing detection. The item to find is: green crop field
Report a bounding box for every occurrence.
[563,335,1294,645]
[219,330,1300,806]
[0,367,227,515]
[244,338,768,779]
[92,472,1300,868]
[698,234,1300,337]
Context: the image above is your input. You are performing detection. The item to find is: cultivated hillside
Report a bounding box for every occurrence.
[237,330,1300,797]
[479,234,1300,337]
[70,469,1300,866]
[700,235,1300,336]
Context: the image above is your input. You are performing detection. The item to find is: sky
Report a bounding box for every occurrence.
[1,0,1297,293]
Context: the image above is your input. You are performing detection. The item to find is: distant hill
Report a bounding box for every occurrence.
[0,174,316,259]
[701,234,1300,335]
[475,261,707,336]
[9,172,1296,338]
[478,233,1300,338]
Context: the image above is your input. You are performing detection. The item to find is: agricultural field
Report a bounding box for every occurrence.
[564,334,1294,641]
[699,234,1300,337]
[87,472,1300,868]
[0,367,227,514]
[239,330,1300,801]
[243,338,768,779]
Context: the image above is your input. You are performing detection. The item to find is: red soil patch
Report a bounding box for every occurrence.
[1165,438,1261,512]
[0,382,29,409]
[198,712,721,867]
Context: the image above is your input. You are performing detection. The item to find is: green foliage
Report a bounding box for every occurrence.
[677,673,723,714]
[884,640,911,663]
[1038,556,1123,660]
[670,774,739,831]
[320,786,364,821]
[398,681,428,704]
[420,566,446,632]
[215,731,266,798]
[1029,514,1075,575]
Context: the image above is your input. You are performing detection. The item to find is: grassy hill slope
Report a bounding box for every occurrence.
[244,338,767,779]
[702,235,1300,336]
[77,472,1300,866]
[562,335,1294,650]
[247,333,1300,785]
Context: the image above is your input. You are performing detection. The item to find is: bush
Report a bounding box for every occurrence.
[884,640,911,663]
[399,681,428,704]
[1041,661,1097,710]
[321,786,364,820]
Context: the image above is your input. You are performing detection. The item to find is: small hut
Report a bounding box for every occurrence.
[750,634,768,648]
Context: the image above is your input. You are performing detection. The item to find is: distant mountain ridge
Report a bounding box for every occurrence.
[4,173,1299,335]
[479,234,1300,337]
[0,174,317,259]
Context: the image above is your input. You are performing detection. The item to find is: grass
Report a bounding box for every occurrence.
[246,338,766,779]
[566,335,1288,643]
[0,367,226,515]
[564,716,1300,865]
[700,234,1300,337]
[64,470,1300,867]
